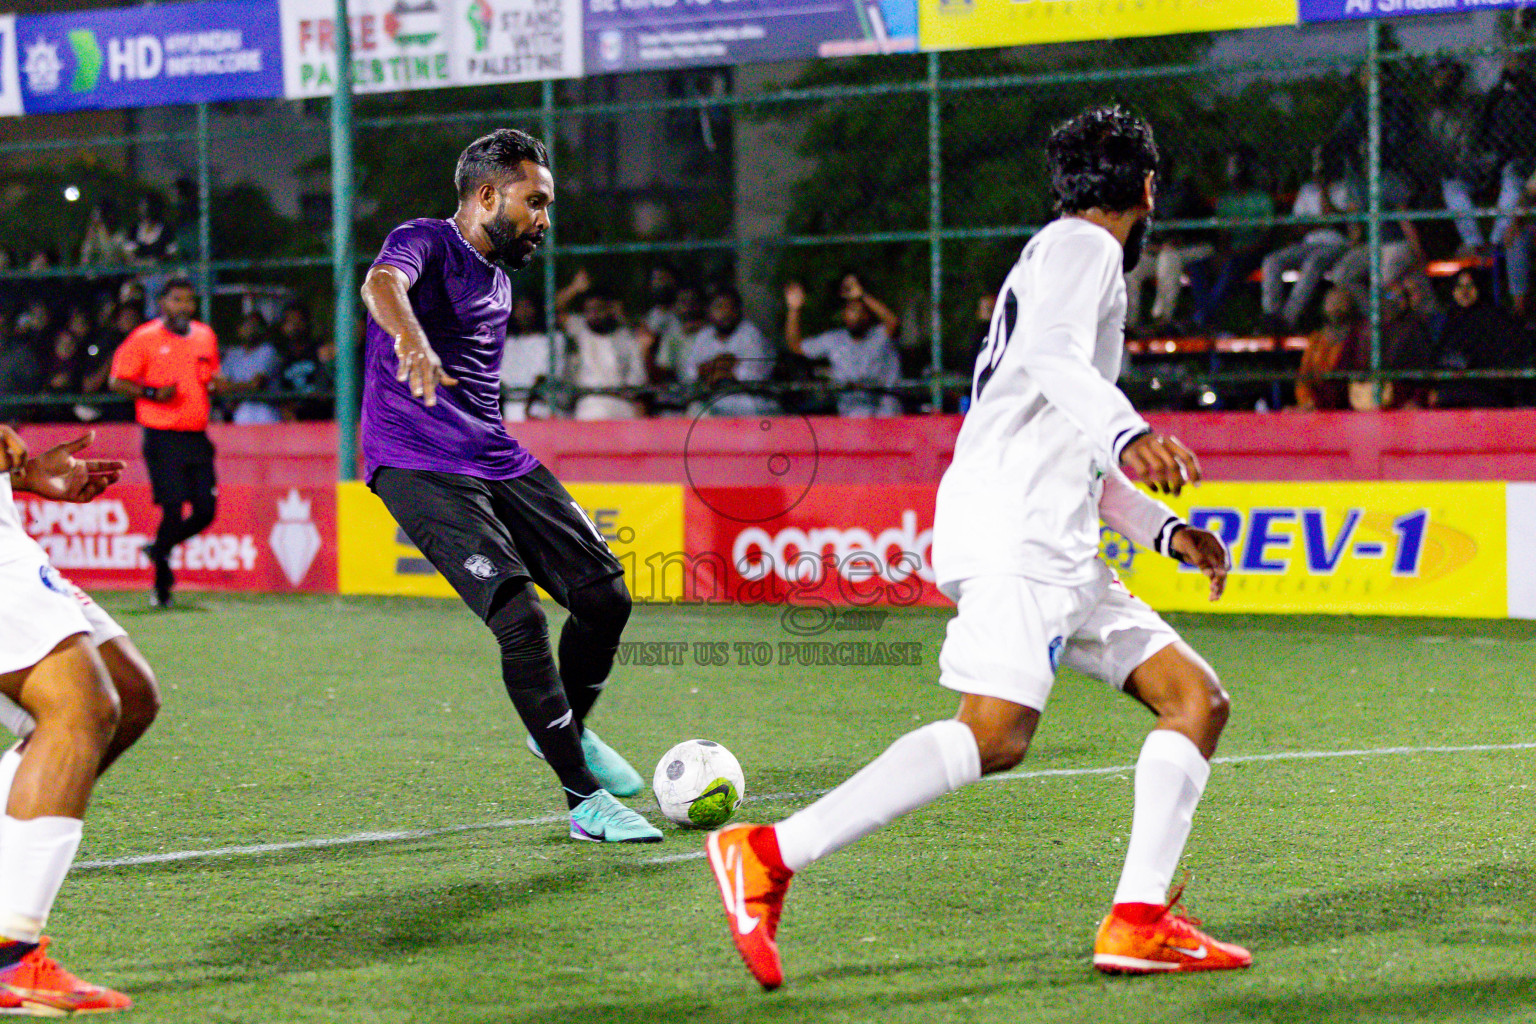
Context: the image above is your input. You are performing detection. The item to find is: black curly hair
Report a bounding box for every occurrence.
[454,128,550,200]
[1045,105,1159,215]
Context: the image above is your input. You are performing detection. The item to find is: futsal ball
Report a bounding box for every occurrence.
[653,739,745,829]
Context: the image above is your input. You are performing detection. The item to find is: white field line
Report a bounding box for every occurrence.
[73,740,1536,873]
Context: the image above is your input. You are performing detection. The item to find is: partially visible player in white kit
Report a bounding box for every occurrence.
[706,106,1252,989]
[0,424,162,1015]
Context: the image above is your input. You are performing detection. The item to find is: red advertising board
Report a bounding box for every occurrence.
[14,484,337,593]
[684,485,945,607]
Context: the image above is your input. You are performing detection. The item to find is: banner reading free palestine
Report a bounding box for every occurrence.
[278,0,581,98]
[16,0,284,114]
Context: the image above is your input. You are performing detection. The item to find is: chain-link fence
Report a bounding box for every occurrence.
[0,13,1531,433]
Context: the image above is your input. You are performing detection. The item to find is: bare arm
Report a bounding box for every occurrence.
[855,287,901,338]
[555,269,591,316]
[108,376,173,402]
[361,263,456,406]
[783,281,806,355]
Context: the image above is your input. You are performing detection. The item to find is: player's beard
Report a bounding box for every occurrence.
[1123,217,1149,274]
[484,201,543,269]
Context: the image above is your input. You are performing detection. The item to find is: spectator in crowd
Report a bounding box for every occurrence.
[1124,154,1214,333]
[1326,171,1425,313]
[1462,51,1536,295]
[682,285,778,417]
[119,278,148,320]
[0,316,42,413]
[641,264,681,341]
[1430,59,1494,258]
[1328,61,1431,187]
[222,311,284,424]
[1433,268,1533,407]
[78,201,128,267]
[13,299,50,356]
[274,303,332,420]
[125,196,176,265]
[783,272,903,417]
[42,324,83,397]
[500,293,563,421]
[556,270,648,420]
[1261,147,1355,332]
[1188,146,1274,330]
[109,277,226,607]
[1356,274,1442,411]
[649,282,706,384]
[82,301,141,421]
[1295,285,1366,411]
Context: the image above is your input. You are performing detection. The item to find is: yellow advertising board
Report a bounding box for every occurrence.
[337,481,685,602]
[920,0,1298,50]
[1105,482,1507,618]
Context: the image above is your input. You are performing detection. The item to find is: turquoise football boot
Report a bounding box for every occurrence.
[527,727,644,797]
[569,790,663,844]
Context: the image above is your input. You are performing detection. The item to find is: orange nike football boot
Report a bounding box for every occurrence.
[706,823,793,990]
[0,938,132,1015]
[1093,885,1253,974]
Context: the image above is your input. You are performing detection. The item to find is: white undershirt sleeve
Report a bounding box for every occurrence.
[1014,230,1150,466]
[1099,467,1183,555]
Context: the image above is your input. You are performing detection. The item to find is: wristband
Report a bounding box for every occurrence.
[1154,518,1189,561]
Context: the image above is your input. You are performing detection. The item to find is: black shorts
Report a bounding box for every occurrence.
[371,464,623,621]
[142,428,216,509]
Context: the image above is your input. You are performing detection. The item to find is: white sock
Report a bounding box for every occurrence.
[1111,729,1210,907]
[0,746,21,819]
[0,816,84,943]
[774,719,981,873]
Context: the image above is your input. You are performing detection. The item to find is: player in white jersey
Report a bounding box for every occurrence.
[0,424,159,1014]
[706,106,1251,988]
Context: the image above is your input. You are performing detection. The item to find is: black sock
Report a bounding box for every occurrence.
[558,576,632,727]
[0,940,38,970]
[489,584,600,809]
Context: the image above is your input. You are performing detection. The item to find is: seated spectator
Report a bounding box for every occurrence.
[650,282,706,384]
[118,278,148,320]
[682,285,778,417]
[275,303,332,420]
[42,325,82,396]
[556,270,647,420]
[125,196,177,265]
[1433,268,1533,408]
[1430,59,1493,259]
[78,201,128,267]
[1124,154,1213,332]
[83,301,141,422]
[1326,171,1425,314]
[12,299,50,355]
[1459,52,1536,311]
[1188,146,1274,330]
[0,317,41,419]
[222,311,284,424]
[784,272,903,417]
[1261,147,1355,332]
[1295,286,1366,411]
[500,293,563,421]
[1359,275,1441,411]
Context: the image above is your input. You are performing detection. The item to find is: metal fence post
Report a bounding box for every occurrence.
[195,103,212,321]
[927,51,942,411]
[332,0,359,480]
[1366,20,1383,404]
[541,78,558,379]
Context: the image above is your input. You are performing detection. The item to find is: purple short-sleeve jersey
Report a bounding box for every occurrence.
[361,218,540,482]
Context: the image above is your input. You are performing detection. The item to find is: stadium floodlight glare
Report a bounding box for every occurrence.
[63,185,80,202]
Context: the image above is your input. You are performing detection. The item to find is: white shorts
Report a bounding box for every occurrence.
[0,554,125,738]
[938,565,1181,712]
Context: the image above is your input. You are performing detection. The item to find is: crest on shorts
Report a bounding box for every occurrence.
[37,564,68,595]
[1047,635,1065,672]
[463,554,498,580]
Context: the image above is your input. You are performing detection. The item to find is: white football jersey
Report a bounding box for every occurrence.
[932,218,1178,596]
[0,473,43,566]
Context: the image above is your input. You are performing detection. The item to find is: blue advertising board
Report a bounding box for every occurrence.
[16,0,284,113]
[1299,0,1530,22]
[584,0,918,74]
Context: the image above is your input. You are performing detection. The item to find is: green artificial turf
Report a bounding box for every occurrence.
[43,595,1536,1023]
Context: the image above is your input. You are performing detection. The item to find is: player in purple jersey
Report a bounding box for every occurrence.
[359,129,661,844]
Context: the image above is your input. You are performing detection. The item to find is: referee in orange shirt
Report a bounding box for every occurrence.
[108,277,226,607]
